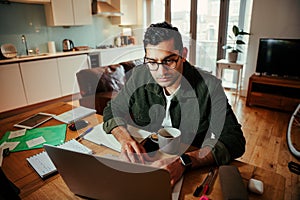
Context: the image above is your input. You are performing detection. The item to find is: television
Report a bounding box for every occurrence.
[255,38,300,78]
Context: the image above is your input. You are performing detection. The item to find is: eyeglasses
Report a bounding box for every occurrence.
[144,55,181,71]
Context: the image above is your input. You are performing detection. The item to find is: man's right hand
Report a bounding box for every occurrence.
[111,126,150,164]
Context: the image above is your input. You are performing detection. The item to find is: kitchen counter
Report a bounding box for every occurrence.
[0,45,144,65]
[0,50,90,65]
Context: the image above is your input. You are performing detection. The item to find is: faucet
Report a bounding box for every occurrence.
[21,35,29,55]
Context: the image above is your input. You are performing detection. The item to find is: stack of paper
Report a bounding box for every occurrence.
[54,106,96,124]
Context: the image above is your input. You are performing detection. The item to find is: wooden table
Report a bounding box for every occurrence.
[216,59,244,95]
[0,102,286,200]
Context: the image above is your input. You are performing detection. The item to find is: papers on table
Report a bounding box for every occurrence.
[26,136,46,148]
[8,129,26,139]
[54,106,96,124]
[0,124,67,152]
[83,123,153,152]
[0,141,20,166]
[27,139,92,178]
[83,123,122,152]
[127,125,154,143]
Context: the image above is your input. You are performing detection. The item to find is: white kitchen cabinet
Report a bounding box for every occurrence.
[0,63,27,113]
[111,0,143,25]
[57,54,88,96]
[20,59,62,105]
[44,0,92,26]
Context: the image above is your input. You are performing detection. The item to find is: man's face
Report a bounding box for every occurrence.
[145,38,185,93]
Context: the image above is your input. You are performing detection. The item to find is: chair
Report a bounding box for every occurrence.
[76,59,142,115]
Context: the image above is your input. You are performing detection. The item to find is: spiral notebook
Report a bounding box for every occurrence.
[26,139,92,178]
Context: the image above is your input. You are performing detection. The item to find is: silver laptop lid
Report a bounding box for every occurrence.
[44,144,172,200]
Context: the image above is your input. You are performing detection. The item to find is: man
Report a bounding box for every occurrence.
[103,22,245,186]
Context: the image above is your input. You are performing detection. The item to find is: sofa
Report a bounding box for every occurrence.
[76,59,143,115]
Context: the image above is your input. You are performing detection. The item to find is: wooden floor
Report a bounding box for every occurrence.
[224,90,300,200]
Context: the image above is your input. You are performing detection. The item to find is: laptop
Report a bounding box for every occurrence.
[44,144,182,200]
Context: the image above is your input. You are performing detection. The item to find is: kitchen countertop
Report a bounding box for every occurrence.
[0,50,90,65]
[0,45,143,65]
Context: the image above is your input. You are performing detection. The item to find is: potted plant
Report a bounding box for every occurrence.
[223,25,250,63]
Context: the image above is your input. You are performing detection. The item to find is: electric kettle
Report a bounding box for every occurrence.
[62,39,74,52]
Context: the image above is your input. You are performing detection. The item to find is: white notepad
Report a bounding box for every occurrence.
[27,139,92,178]
[54,106,96,124]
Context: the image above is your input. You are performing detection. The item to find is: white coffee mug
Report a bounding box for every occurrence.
[152,127,181,154]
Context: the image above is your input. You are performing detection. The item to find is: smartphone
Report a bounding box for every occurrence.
[13,113,54,129]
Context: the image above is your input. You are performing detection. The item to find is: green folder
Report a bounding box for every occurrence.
[0,124,67,152]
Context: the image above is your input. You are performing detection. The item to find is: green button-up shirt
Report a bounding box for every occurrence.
[103,61,245,165]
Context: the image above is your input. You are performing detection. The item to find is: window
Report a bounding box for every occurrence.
[195,0,221,73]
[148,0,253,82]
[151,0,165,23]
[170,0,191,37]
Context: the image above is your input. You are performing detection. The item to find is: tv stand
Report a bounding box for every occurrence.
[246,74,300,112]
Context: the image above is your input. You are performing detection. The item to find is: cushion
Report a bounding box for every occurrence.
[76,64,125,97]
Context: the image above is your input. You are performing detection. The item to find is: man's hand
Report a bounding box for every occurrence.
[111,126,150,164]
[151,147,216,187]
[151,156,185,187]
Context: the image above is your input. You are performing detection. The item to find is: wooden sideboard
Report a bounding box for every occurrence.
[246,74,300,112]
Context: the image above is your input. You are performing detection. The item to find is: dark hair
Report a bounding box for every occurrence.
[143,21,183,53]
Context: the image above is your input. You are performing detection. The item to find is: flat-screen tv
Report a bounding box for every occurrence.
[255,38,300,78]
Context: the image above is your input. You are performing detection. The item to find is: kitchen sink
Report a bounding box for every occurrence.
[17,53,49,58]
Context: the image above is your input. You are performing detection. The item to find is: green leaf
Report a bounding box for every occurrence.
[236,46,243,53]
[222,45,233,50]
[232,25,239,36]
[236,40,246,45]
[239,31,250,35]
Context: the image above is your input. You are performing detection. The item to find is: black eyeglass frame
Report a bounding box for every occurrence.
[143,54,181,71]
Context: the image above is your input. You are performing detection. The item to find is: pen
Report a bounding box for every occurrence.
[193,168,214,197]
[206,167,218,194]
[75,127,93,141]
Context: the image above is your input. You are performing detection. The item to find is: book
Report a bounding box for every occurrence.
[54,106,96,124]
[27,139,92,178]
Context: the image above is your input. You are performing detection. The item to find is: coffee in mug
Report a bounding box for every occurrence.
[154,127,181,154]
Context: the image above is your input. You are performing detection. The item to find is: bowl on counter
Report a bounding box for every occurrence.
[0,44,17,59]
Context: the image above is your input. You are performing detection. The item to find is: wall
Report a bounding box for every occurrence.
[0,2,122,55]
[243,0,300,92]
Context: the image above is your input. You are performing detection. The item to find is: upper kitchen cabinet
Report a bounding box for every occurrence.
[44,0,92,26]
[110,0,143,25]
